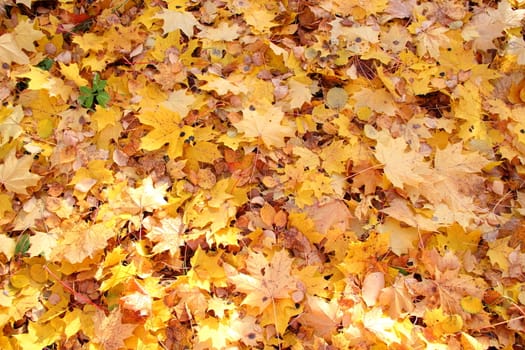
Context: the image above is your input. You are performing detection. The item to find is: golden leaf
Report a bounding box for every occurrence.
[233,104,296,148]
[0,150,41,194]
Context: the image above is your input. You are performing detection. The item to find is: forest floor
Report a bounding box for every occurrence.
[1,0,525,349]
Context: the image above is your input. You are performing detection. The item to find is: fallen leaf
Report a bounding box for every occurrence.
[0,150,41,194]
[92,309,136,350]
[233,104,296,148]
[154,10,199,37]
[362,271,385,307]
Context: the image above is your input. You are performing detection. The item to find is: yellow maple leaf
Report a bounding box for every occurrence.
[372,130,431,189]
[0,19,43,65]
[99,262,137,292]
[487,236,513,271]
[0,192,13,218]
[196,73,249,95]
[15,66,51,90]
[196,22,242,41]
[423,308,463,337]
[414,24,449,59]
[154,9,199,37]
[452,81,487,140]
[69,160,114,195]
[92,309,137,350]
[298,295,342,337]
[0,33,29,64]
[128,176,168,212]
[194,316,234,349]
[16,68,74,101]
[352,88,398,116]
[184,140,222,166]
[330,18,379,52]
[236,2,279,34]
[120,290,153,317]
[138,106,194,159]
[463,1,525,51]
[225,250,297,312]
[146,216,185,256]
[12,20,44,52]
[28,231,58,260]
[259,297,302,335]
[62,308,92,339]
[460,295,483,314]
[233,104,295,148]
[13,320,62,349]
[162,89,197,117]
[0,104,23,147]
[72,33,106,53]
[0,149,41,194]
[58,62,89,87]
[319,139,353,175]
[55,222,115,264]
[187,246,227,292]
[286,76,314,110]
[91,105,121,131]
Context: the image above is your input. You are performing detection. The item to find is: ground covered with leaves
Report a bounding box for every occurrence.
[2,0,525,348]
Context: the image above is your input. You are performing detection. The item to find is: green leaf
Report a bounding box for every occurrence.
[79,86,92,94]
[36,58,53,71]
[96,91,110,107]
[79,92,94,108]
[15,233,30,256]
[92,72,107,91]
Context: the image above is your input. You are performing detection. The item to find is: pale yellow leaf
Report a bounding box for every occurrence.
[154,10,199,37]
[352,88,397,116]
[373,131,430,188]
[57,222,114,264]
[287,77,313,110]
[234,104,295,148]
[128,176,168,211]
[146,216,185,256]
[226,250,297,312]
[162,89,196,117]
[197,22,241,41]
[0,105,24,147]
[92,309,136,350]
[0,33,29,64]
[0,150,41,194]
[13,20,44,52]
[196,74,249,95]
[28,231,58,259]
[0,234,15,259]
[120,291,153,316]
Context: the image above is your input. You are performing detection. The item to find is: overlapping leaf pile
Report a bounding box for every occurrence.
[2,0,525,348]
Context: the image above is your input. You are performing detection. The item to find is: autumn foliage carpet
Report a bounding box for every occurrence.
[2,0,525,349]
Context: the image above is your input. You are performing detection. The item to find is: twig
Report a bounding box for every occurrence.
[43,265,107,313]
